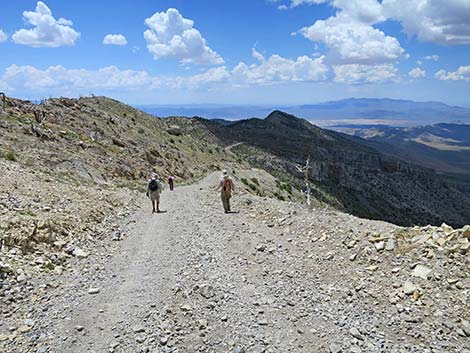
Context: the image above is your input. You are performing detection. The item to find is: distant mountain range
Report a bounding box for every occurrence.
[338,123,470,189]
[3,94,470,227]
[199,111,470,227]
[135,98,470,127]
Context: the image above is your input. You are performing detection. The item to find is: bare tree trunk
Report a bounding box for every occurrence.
[296,157,312,206]
[0,92,5,110]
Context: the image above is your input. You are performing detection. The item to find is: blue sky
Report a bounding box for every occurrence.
[0,0,469,105]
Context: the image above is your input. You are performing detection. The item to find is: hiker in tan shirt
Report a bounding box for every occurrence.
[219,170,234,213]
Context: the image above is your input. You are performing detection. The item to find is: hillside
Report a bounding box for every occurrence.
[1,96,469,353]
[2,172,469,353]
[2,96,470,232]
[340,123,470,193]
[0,96,303,254]
[200,111,470,227]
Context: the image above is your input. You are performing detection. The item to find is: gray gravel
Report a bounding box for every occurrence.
[1,172,469,353]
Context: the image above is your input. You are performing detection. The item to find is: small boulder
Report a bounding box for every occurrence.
[167,125,183,136]
[411,265,432,280]
[88,288,100,295]
[375,241,385,251]
[73,248,88,258]
[349,327,364,341]
[403,281,417,295]
[441,223,454,236]
[385,238,395,251]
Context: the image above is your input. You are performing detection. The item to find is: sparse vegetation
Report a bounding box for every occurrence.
[1,149,17,161]
[241,177,258,192]
[276,180,293,195]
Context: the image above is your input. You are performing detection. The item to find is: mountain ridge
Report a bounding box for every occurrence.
[136,98,470,126]
[1,95,469,230]
[199,110,470,227]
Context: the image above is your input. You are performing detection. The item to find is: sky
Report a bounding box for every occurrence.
[0,0,469,106]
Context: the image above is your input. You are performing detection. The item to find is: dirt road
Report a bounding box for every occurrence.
[4,172,469,353]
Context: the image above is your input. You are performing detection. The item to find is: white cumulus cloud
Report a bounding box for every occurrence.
[103,34,128,46]
[435,66,470,81]
[144,8,223,65]
[424,55,439,61]
[333,63,398,84]
[408,67,426,78]
[290,0,327,7]
[12,1,80,47]
[270,0,326,10]
[171,66,231,88]
[382,0,470,45]
[0,30,8,43]
[284,0,470,45]
[2,65,157,92]
[232,49,329,84]
[331,0,385,24]
[299,13,405,65]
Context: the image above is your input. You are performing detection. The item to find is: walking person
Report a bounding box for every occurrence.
[146,173,163,213]
[168,175,175,191]
[219,170,234,213]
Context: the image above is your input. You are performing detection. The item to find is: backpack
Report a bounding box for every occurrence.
[223,178,232,196]
[149,179,159,192]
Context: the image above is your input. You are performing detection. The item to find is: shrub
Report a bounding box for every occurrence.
[276,180,293,194]
[3,150,17,161]
[251,177,259,186]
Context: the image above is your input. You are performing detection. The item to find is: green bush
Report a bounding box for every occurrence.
[2,150,17,161]
[241,178,257,191]
[282,182,293,194]
[250,177,259,186]
[276,180,293,194]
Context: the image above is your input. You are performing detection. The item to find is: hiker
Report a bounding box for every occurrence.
[168,175,175,191]
[146,173,163,213]
[219,170,234,213]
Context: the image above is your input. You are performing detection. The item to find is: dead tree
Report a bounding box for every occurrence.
[30,108,47,125]
[296,157,312,206]
[0,92,5,110]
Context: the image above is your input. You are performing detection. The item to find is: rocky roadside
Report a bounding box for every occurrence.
[0,158,141,351]
[1,172,469,353]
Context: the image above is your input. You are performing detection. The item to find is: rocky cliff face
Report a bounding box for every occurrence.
[200,111,470,227]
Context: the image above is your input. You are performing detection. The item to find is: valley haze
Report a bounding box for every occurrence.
[136,98,470,127]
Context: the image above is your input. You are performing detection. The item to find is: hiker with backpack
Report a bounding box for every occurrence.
[219,170,234,213]
[146,173,163,213]
[168,175,175,191]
